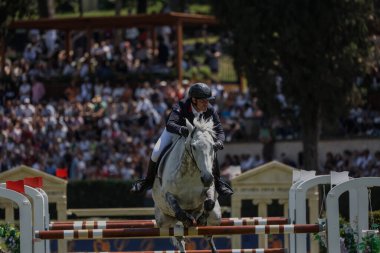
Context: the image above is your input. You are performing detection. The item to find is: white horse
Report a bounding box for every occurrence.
[152,117,221,253]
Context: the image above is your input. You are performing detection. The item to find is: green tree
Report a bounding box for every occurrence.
[137,0,147,13]
[213,1,374,171]
[0,0,35,40]
[37,0,55,18]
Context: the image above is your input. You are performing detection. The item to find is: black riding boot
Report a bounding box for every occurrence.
[213,158,234,197]
[130,159,158,193]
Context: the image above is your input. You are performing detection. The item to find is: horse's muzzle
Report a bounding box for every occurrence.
[201,173,213,187]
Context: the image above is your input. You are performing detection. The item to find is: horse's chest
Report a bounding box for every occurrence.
[166,176,205,206]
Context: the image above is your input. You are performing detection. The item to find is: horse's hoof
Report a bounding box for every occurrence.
[204,199,215,211]
[176,211,196,227]
[182,218,196,227]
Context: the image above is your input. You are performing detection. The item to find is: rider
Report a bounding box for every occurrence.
[131,82,234,197]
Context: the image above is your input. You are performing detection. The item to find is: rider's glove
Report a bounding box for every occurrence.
[213,140,224,151]
[179,127,189,138]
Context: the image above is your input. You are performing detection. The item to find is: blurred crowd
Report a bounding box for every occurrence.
[220,149,380,180]
[0,28,380,180]
[321,149,380,177]
[0,74,266,180]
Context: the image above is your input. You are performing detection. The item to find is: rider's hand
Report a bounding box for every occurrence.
[180,127,189,138]
[213,140,224,151]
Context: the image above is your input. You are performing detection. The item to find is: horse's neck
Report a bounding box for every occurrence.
[180,148,197,175]
[169,140,197,177]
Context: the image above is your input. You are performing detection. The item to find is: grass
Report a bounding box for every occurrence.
[55,3,211,19]
[218,55,237,83]
[183,55,237,83]
[183,36,219,45]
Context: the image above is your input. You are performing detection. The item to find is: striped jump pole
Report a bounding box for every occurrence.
[51,217,287,225]
[71,249,287,253]
[35,224,321,240]
[50,217,289,230]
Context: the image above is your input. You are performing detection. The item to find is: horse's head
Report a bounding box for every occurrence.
[184,117,216,188]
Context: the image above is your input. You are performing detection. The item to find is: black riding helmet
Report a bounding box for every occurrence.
[188,83,215,100]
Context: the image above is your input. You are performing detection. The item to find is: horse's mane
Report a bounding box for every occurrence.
[193,117,216,141]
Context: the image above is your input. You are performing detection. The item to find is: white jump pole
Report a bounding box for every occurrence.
[23,177,51,253]
[294,172,352,253]
[329,172,369,239]
[0,183,45,253]
[288,169,316,253]
[0,186,33,253]
[326,177,380,253]
[0,182,48,253]
[25,185,46,253]
[38,187,51,253]
[295,174,329,253]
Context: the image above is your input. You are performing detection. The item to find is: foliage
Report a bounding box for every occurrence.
[0,224,20,253]
[313,218,327,253]
[212,0,375,171]
[213,0,374,117]
[54,0,211,17]
[359,231,380,253]
[341,222,358,253]
[0,0,35,39]
[370,210,380,225]
[314,217,380,253]
[55,0,77,14]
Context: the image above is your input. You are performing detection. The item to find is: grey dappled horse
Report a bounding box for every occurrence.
[152,117,221,253]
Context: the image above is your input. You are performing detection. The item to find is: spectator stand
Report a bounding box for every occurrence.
[8,12,218,87]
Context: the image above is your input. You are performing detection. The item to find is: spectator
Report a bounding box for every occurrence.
[31,77,45,103]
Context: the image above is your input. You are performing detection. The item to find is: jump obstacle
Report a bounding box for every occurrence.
[1,171,380,253]
[71,250,287,253]
[49,217,289,230]
[35,224,321,239]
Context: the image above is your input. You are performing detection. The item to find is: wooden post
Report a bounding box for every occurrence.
[254,199,273,248]
[86,28,93,54]
[176,21,183,87]
[0,38,5,73]
[4,203,14,222]
[150,26,156,57]
[279,199,289,250]
[231,195,242,248]
[57,198,67,253]
[65,30,72,60]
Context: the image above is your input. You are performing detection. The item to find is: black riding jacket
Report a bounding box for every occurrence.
[166,98,225,143]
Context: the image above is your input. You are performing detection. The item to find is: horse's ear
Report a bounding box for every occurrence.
[186,118,194,132]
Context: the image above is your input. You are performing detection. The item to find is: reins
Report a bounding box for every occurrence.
[186,127,201,172]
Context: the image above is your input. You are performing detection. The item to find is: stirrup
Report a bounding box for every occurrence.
[215,179,234,196]
[130,179,151,193]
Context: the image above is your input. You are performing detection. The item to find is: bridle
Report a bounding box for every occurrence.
[185,127,215,174]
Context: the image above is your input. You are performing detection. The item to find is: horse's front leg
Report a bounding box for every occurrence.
[197,187,217,225]
[165,192,196,226]
[171,236,186,253]
[205,235,218,253]
[204,186,216,211]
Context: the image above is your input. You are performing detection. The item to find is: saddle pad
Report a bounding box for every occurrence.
[157,135,184,180]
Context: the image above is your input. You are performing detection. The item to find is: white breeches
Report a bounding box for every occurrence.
[151,128,177,162]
